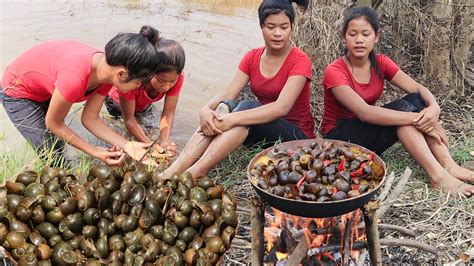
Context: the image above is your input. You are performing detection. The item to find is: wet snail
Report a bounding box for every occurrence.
[0,164,237,265]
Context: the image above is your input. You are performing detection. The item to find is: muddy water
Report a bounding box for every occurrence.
[0,0,262,156]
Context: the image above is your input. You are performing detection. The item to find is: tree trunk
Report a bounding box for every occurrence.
[452,0,473,94]
[423,0,453,89]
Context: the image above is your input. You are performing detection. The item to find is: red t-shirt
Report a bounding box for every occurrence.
[321,54,400,134]
[2,40,111,103]
[239,47,315,138]
[108,73,184,113]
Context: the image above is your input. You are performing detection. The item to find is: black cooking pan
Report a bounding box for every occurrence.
[247,139,386,218]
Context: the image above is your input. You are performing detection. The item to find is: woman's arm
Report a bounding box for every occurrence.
[120,96,151,143]
[331,85,419,126]
[159,94,179,146]
[389,70,440,131]
[81,92,150,161]
[216,75,307,131]
[45,89,124,165]
[199,70,250,135]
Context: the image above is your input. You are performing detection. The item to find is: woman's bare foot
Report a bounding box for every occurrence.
[432,173,474,198]
[445,164,474,183]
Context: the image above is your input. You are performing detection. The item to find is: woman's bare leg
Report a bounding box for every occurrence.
[162,102,231,179]
[161,131,213,179]
[187,126,248,179]
[397,125,474,197]
[425,135,474,182]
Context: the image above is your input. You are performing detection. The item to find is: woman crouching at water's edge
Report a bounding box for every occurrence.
[162,0,314,181]
[105,39,186,160]
[1,26,160,166]
[321,7,474,197]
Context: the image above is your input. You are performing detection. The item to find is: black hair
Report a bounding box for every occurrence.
[105,25,160,81]
[258,0,309,28]
[342,7,382,78]
[155,39,186,74]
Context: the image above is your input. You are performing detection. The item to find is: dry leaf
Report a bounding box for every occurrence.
[458,247,474,262]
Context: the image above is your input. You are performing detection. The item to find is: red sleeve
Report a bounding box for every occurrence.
[322,60,351,91]
[288,50,312,80]
[96,84,112,96]
[118,89,138,101]
[377,54,400,81]
[54,70,85,103]
[238,49,257,75]
[166,73,184,97]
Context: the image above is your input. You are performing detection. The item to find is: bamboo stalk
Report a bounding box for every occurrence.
[251,198,265,266]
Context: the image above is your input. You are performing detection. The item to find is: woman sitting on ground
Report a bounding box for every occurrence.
[161,0,314,181]
[1,26,160,166]
[321,7,474,197]
[105,39,186,159]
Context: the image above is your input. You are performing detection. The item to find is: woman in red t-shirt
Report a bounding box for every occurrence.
[105,39,185,158]
[1,26,161,166]
[161,0,313,181]
[322,7,473,197]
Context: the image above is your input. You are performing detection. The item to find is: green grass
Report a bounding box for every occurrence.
[0,139,94,183]
[0,143,37,183]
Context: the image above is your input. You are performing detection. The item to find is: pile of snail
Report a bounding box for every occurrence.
[249,141,385,202]
[0,165,238,265]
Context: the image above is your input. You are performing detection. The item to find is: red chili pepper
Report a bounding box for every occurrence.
[323,160,331,167]
[296,173,307,189]
[352,184,360,191]
[369,152,375,161]
[337,159,345,172]
[287,149,295,157]
[350,162,367,177]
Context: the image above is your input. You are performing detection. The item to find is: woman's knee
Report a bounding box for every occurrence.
[232,100,261,112]
[396,124,417,136]
[403,93,425,112]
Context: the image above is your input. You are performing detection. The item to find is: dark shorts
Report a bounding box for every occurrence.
[0,87,64,162]
[324,93,425,155]
[221,100,309,148]
[105,96,153,118]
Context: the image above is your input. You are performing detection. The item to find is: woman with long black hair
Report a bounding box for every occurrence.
[322,7,473,197]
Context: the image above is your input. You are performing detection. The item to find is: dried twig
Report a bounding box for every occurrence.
[377,167,413,218]
[378,171,396,202]
[379,238,440,255]
[287,236,309,265]
[378,223,416,237]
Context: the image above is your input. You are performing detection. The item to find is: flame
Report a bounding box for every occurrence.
[263,227,280,252]
[276,252,289,260]
[264,208,367,263]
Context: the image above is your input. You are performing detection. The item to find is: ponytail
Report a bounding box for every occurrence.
[139,25,160,45]
[105,25,160,81]
[368,51,382,78]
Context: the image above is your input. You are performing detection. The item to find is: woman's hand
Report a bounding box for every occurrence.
[199,106,223,136]
[213,114,234,132]
[413,104,440,132]
[123,141,152,161]
[93,145,125,166]
[419,121,449,146]
[159,141,177,158]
